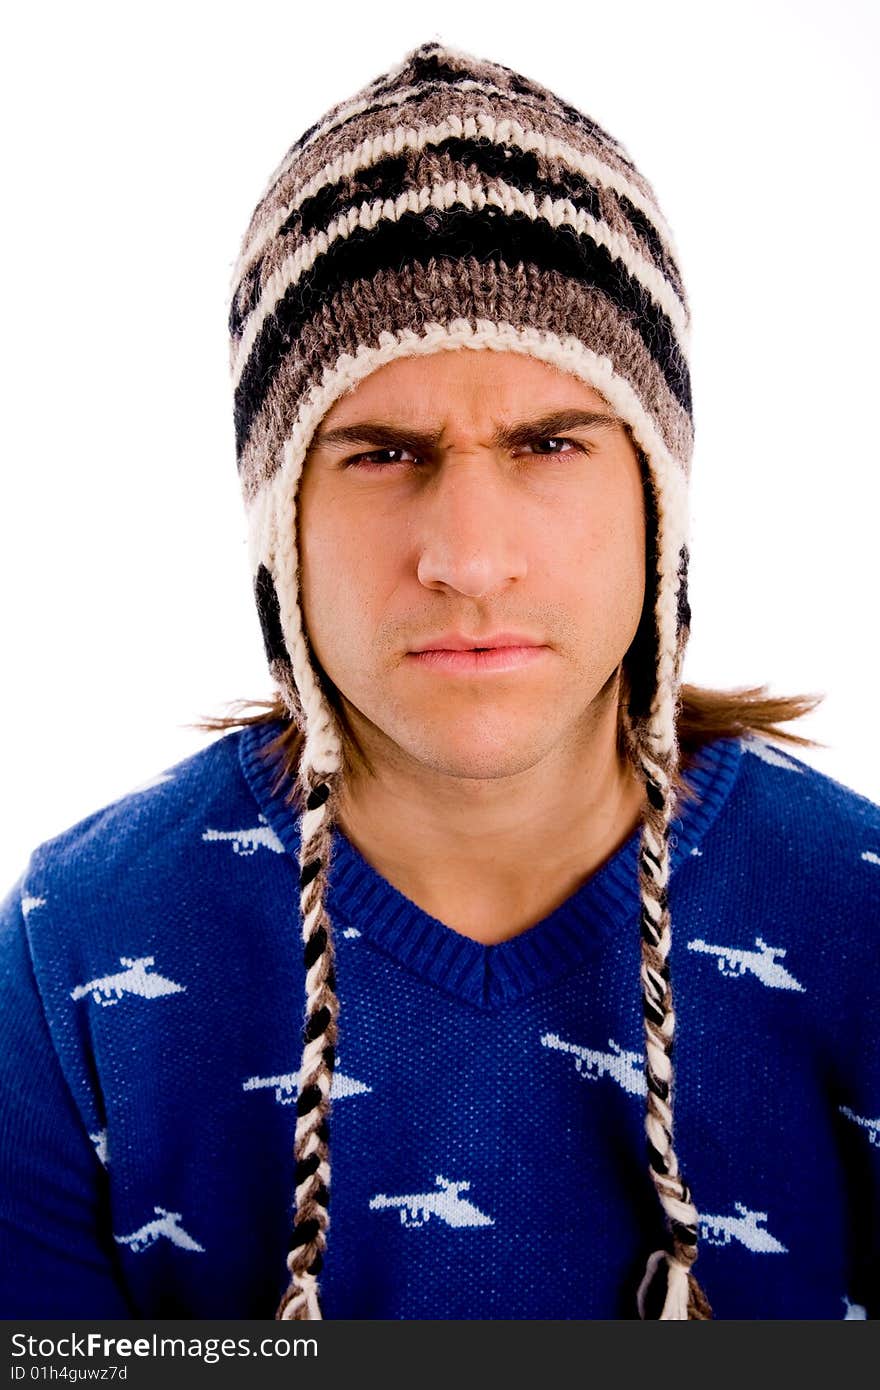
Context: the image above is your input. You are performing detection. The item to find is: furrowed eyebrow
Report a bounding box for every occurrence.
[310,408,622,454]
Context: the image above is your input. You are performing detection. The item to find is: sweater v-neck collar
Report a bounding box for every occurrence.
[239,723,744,1009]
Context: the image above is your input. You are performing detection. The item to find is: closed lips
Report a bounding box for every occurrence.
[413,633,543,651]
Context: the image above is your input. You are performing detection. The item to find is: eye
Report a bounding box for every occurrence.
[519,436,586,457]
[343,447,421,469]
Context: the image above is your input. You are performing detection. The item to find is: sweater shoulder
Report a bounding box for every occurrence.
[20,728,261,912]
[732,734,880,839]
[699,735,880,961]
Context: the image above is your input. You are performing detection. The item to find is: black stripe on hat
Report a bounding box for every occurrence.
[257,60,636,240]
[612,190,685,301]
[254,565,291,667]
[234,204,691,456]
[230,138,608,341]
[284,136,604,243]
[399,50,635,162]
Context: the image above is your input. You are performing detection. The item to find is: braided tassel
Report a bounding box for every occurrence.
[635,729,710,1320]
[276,775,338,1320]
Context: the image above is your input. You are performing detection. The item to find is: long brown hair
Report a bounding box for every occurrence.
[189,679,824,812]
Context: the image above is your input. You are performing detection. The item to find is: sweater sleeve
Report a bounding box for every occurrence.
[0,870,134,1317]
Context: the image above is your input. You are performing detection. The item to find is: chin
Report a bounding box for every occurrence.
[399,720,555,782]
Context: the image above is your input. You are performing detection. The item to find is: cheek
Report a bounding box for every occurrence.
[548,493,646,629]
[298,486,346,663]
[298,492,394,673]
[544,523,644,689]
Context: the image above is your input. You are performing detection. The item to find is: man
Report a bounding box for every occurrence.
[1,40,877,1322]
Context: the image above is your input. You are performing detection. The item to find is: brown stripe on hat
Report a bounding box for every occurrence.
[232,187,687,408]
[270,79,647,207]
[597,187,688,307]
[236,258,694,503]
[235,87,675,298]
[247,135,683,311]
[232,207,691,457]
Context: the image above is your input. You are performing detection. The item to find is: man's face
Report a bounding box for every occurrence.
[298,350,646,782]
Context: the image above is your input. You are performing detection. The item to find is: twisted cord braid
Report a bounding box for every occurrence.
[632,529,710,1320]
[271,479,345,1320]
[275,767,341,1320]
[634,732,710,1319]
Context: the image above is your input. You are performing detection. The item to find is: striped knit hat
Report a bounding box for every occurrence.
[228,39,706,1321]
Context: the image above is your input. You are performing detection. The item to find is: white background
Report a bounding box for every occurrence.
[2,0,878,889]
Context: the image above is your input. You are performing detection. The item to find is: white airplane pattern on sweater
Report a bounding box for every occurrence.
[369,1176,494,1229]
[540,1031,646,1096]
[699,1203,787,1253]
[70,957,185,1007]
[202,814,285,856]
[839,1105,880,1147]
[89,1129,109,1166]
[21,895,46,918]
[843,1296,867,1319]
[130,771,174,794]
[741,736,805,774]
[686,936,805,992]
[114,1207,205,1254]
[862,850,880,868]
[243,1062,372,1105]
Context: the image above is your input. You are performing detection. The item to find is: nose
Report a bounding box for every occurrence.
[415,456,528,598]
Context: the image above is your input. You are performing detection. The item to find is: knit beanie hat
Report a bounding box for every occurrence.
[228,39,704,1320]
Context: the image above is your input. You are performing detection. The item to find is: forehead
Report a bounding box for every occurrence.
[317,348,613,431]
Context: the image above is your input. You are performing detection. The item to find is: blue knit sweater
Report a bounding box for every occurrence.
[1,724,878,1320]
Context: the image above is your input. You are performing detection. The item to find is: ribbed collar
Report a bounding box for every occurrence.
[239,723,744,1010]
